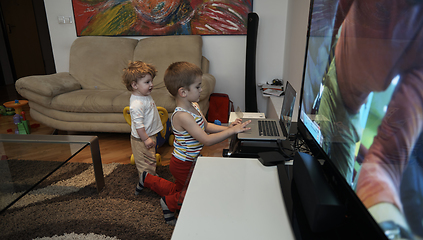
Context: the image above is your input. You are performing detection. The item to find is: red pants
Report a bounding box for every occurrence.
[144,155,195,212]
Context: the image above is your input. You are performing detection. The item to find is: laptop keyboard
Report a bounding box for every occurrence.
[258,120,280,137]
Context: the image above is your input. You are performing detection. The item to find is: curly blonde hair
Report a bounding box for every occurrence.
[122,61,157,91]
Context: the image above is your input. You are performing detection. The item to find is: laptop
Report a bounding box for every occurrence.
[237,81,297,141]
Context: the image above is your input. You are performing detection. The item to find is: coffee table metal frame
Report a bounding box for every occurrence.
[0,134,104,213]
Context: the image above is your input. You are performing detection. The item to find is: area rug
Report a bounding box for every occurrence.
[0,160,175,240]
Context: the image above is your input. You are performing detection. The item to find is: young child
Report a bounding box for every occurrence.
[122,61,163,181]
[135,61,251,225]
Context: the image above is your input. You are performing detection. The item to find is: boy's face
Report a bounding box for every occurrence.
[131,74,153,96]
[186,76,203,102]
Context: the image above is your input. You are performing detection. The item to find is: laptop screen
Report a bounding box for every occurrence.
[279,81,297,136]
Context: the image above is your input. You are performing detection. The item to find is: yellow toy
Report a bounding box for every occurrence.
[123,106,174,165]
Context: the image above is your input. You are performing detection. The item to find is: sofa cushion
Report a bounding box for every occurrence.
[51,90,129,113]
[69,37,138,90]
[29,107,130,133]
[29,101,127,123]
[133,35,203,91]
[15,72,81,97]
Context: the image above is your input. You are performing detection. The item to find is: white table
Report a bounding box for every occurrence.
[171,157,295,240]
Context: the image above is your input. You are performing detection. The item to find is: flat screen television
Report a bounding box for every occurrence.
[295,0,423,239]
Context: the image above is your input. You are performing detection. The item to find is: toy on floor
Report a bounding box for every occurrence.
[3,100,29,115]
[123,106,174,165]
[0,105,15,116]
[13,111,30,134]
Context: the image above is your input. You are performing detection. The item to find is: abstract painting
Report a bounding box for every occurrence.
[72,0,253,36]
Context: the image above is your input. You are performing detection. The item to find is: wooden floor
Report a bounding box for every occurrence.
[0,84,229,166]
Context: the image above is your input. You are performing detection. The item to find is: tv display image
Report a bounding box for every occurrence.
[296,0,423,239]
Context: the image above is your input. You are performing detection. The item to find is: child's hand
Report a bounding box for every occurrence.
[232,120,252,133]
[229,118,242,128]
[144,137,155,149]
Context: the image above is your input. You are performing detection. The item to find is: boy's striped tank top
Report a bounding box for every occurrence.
[171,103,205,162]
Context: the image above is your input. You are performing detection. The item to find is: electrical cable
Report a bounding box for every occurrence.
[277,139,294,159]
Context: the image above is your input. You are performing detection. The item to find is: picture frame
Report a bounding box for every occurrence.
[72,0,253,36]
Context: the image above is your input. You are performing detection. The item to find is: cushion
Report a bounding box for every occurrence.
[69,37,138,90]
[133,35,203,90]
[51,89,128,113]
[15,72,81,97]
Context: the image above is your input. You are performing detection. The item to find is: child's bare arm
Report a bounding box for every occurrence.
[204,118,242,133]
[137,127,155,149]
[176,112,251,146]
[205,122,229,133]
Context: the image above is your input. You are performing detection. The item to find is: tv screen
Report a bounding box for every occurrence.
[297,0,423,239]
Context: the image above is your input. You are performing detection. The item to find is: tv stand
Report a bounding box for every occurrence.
[292,152,346,232]
[277,152,388,239]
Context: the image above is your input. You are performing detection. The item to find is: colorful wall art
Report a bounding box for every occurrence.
[72,0,253,36]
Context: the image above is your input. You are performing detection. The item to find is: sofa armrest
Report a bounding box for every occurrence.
[200,73,216,101]
[15,72,81,98]
[201,56,210,73]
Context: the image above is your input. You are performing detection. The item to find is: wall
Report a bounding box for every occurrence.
[283,0,311,120]
[44,0,309,115]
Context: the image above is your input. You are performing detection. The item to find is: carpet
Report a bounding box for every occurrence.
[0,160,175,240]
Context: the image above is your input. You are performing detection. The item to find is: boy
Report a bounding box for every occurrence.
[122,61,163,181]
[135,61,251,225]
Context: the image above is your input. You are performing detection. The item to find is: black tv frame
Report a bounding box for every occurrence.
[288,1,390,239]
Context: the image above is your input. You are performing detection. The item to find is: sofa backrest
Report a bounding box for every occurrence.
[69,35,204,92]
[133,35,203,91]
[69,37,138,90]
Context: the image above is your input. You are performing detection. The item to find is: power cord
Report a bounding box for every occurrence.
[277,139,294,159]
[292,132,313,156]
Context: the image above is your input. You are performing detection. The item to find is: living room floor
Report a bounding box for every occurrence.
[0,84,229,166]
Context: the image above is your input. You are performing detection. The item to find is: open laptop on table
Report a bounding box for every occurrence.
[225,82,297,161]
[237,81,297,141]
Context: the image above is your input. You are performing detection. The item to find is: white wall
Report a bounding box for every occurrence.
[283,0,311,120]
[44,0,309,114]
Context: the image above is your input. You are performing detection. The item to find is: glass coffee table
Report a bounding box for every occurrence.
[0,134,104,214]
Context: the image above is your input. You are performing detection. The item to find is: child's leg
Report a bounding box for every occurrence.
[131,135,157,176]
[169,156,195,192]
[160,196,177,225]
[144,156,194,211]
[162,156,194,212]
[144,174,177,196]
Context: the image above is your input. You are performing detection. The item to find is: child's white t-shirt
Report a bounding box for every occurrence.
[129,94,163,139]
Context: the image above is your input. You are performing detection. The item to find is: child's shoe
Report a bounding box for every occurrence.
[160,196,177,226]
[135,171,148,195]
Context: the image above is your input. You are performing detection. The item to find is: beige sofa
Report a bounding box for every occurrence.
[15,35,216,133]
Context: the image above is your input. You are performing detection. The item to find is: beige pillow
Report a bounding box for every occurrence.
[70,37,138,90]
[133,35,203,90]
